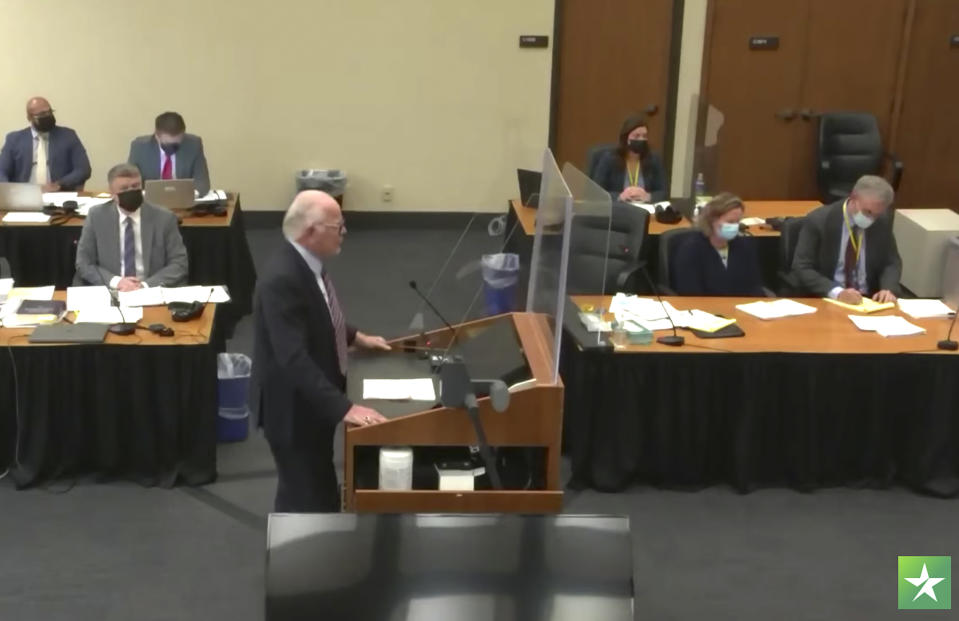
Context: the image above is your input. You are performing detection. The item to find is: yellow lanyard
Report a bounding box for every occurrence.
[842,200,862,261]
[627,161,641,187]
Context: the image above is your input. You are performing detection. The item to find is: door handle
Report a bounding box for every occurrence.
[800,108,818,121]
[643,104,659,116]
[775,108,797,121]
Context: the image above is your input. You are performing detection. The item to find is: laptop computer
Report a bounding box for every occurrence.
[145,179,195,210]
[517,169,542,208]
[29,322,108,344]
[0,182,44,211]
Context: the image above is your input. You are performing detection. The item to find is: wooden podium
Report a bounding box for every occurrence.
[343,312,564,513]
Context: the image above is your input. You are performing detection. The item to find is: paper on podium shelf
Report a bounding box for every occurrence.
[823,297,895,313]
[2,212,51,223]
[363,378,436,401]
[66,286,112,312]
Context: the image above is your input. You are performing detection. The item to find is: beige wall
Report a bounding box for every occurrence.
[0,0,554,211]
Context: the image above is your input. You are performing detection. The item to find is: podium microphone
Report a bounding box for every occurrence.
[638,264,684,347]
[409,280,458,347]
[92,266,137,336]
[938,309,959,351]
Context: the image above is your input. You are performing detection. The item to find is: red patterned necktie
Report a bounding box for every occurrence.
[161,153,173,180]
[321,269,348,374]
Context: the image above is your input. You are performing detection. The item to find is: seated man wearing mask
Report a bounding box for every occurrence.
[0,96,91,191]
[673,193,765,296]
[127,111,211,195]
[75,164,188,292]
[791,175,902,304]
[590,114,667,203]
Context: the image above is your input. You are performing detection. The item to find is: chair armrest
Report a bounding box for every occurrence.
[882,152,904,190]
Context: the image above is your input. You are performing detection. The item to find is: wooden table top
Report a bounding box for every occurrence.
[511,198,821,237]
[0,192,237,229]
[570,294,959,355]
[0,291,216,347]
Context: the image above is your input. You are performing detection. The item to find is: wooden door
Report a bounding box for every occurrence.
[791,0,909,198]
[552,0,674,171]
[893,0,959,207]
[701,0,808,199]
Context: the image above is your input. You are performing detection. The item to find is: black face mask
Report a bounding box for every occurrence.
[117,189,144,212]
[160,141,180,155]
[33,114,56,133]
[628,139,649,157]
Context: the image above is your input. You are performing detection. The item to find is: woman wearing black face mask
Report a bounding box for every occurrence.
[590,114,666,203]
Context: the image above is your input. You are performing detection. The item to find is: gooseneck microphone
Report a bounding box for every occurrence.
[638,265,684,347]
[92,267,137,336]
[938,309,959,351]
[408,280,458,347]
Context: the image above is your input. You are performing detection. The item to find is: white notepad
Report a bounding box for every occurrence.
[363,378,436,401]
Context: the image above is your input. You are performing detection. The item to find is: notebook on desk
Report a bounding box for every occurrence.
[29,323,108,343]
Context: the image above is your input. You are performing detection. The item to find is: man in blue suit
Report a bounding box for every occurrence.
[0,96,91,191]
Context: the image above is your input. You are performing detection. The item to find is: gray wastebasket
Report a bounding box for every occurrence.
[296,169,346,205]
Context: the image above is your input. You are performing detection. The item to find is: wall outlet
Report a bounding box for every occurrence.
[382,185,394,202]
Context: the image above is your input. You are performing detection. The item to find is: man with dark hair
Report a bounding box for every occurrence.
[75,163,188,291]
[0,96,91,191]
[127,111,211,195]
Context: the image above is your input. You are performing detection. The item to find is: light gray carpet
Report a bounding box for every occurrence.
[1,221,956,621]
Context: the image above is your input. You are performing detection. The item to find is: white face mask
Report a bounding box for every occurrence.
[851,210,875,229]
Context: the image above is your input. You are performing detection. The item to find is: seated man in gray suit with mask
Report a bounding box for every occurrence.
[127,111,211,196]
[75,163,188,292]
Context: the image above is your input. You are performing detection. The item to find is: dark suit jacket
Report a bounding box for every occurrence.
[74,201,188,287]
[791,199,902,297]
[128,133,211,195]
[673,234,765,297]
[251,241,358,449]
[591,150,667,202]
[0,126,91,189]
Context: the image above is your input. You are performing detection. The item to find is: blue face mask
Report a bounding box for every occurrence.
[718,222,739,240]
[851,210,875,229]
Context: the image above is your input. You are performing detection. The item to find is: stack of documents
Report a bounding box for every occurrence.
[41,191,79,206]
[195,189,228,203]
[363,378,436,401]
[65,285,142,324]
[848,314,926,337]
[823,297,895,313]
[118,285,231,307]
[740,217,766,227]
[608,294,734,333]
[0,287,60,327]
[2,212,50,224]
[897,299,955,319]
[736,299,818,320]
[627,200,672,215]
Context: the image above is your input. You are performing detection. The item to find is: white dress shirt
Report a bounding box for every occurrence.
[828,218,867,299]
[109,207,147,288]
[158,142,176,178]
[289,240,330,306]
[30,127,49,184]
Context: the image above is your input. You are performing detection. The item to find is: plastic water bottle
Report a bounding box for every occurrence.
[694,173,705,198]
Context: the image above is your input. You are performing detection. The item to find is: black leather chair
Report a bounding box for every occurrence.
[586,143,616,180]
[656,227,699,295]
[817,112,903,203]
[776,217,806,296]
[567,203,650,295]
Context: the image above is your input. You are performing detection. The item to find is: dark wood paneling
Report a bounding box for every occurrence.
[893,0,959,207]
[553,0,674,170]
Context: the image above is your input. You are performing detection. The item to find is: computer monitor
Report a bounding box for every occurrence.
[517,169,542,208]
[0,182,43,211]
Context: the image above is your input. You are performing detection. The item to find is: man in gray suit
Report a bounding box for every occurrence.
[75,163,188,292]
[127,111,211,195]
[791,175,902,305]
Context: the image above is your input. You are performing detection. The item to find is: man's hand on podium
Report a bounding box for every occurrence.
[344,404,388,427]
[354,331,391,351]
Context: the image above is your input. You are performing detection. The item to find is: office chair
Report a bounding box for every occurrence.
[657,227,699,295]
[567,203,650,295]
[776,217,806,296]
[817,112,903,204]
[0,257,11,279]
[585,143,617,180]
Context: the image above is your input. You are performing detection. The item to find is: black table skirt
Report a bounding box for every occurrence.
[561,334,959,497]
[0,336,219,489]
[0,200,256,336]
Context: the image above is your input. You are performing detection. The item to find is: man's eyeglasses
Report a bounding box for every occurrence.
[314,221,347,234]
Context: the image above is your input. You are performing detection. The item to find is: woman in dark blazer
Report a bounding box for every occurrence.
[591,114,666,202]
[673,193,766,297]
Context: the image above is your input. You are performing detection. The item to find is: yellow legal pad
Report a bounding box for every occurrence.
[822,297,895,314]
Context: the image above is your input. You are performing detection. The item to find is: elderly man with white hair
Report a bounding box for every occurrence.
[791,174,903,304]
[251,190,390,512]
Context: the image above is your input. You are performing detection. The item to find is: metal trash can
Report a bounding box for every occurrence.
[481,253,520,315]
[296,169,347,205]
[217,353,252,443]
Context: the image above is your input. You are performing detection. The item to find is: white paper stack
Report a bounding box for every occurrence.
[41,191,78,206]
[74,306,143,324]
[736,299,818,320]
[118,285,231,307]
[627,200,672,215]
[0,278,13,305]
[609,293,693,331]
[363,378,436,401]
[66,286,112,312]
[848,314,926,337]
[897,298,955,319]
[2,212,50,224]
[194,189,228,203]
